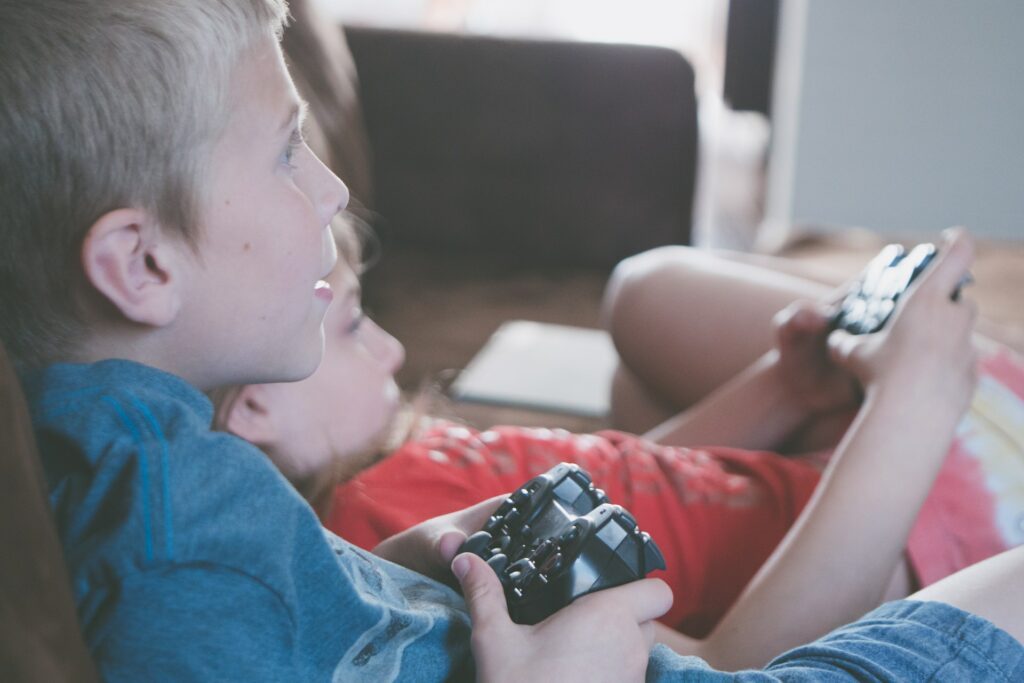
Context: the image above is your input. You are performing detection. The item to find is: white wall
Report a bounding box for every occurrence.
[765,0,1024,244]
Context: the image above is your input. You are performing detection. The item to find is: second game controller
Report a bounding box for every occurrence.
[832,242,969,335]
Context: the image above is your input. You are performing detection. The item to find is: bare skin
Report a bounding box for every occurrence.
[590,231,1024,670]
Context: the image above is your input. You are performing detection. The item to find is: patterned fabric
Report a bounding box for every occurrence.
[906,347,1024,585]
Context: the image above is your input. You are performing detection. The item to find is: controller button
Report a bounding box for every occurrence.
[483,515,501,533]
[508,558,535,575]
[553,477,584,504]
[596,517,628,550]
[487,553,509,575]
[460,530,493,557]
[530,539,555,561]
[540,551,563,574]
[617,508,639,531]
[503,507,523,527]
[496,534,512,553]
[642,533,667,572]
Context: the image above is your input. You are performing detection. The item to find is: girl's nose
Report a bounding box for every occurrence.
[364,319,405,374]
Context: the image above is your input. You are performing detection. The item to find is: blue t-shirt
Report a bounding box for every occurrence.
[24,359,473,681]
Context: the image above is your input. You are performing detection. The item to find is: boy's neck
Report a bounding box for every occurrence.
[78,324,212,391]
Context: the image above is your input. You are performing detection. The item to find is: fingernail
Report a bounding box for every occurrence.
[452,555,470,581]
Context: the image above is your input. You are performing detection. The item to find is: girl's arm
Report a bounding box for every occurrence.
[642,349,812,450]
[656,230,978,670]
[645,298,861,452]
[606,246,856,453]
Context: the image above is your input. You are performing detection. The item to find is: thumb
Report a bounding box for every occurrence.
[437,530,468,566]
[452,552,512,633]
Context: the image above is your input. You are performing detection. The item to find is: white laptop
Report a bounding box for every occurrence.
[450,320,618,418]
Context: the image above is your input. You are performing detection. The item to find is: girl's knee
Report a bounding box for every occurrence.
[602,246,703,332]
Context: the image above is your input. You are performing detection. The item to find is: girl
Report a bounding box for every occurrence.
[215,227,1024,668]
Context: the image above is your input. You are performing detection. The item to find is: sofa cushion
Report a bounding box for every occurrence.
[346,27,698,266]
[0,342,98,681]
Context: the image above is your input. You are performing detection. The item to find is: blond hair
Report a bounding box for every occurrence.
[0,0,289,370]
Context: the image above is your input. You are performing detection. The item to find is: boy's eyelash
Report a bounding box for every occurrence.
[282,128,305,170]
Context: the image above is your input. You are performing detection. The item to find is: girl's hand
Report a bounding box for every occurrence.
[453,552,671,683]
[372,495,507,585]
[827,228,978,421]
[772,299,862,417]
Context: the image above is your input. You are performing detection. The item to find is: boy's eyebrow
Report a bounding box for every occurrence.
[278,99,309,134]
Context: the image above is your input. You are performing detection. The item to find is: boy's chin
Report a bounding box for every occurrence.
[273,343,325,384]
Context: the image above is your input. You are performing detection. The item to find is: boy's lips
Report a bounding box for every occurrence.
[314,279,333,302]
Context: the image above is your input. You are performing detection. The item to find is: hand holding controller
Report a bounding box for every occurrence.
[832,242,971,335]
[457,462,666,625]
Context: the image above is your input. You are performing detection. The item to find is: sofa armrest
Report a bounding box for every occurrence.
[345,26,697,267]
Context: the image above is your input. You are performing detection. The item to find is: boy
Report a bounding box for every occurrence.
[1,1,664,679]
[2,1,1023,680]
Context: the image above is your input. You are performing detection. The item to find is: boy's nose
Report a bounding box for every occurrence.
[310,152,349,223]
[322,176,349,223]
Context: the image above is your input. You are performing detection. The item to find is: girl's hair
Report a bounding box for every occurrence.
[0,0,288,370]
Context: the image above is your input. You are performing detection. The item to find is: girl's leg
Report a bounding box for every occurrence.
[601,245,832,433]
[911,544,1024,644]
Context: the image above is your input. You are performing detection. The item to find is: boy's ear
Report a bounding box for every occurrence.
[80,208,188,326]
[220,384,280,448]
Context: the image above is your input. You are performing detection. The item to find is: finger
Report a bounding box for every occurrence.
[462,493,512,529]
[452,553,512,633]
[912,228,975,299]
[437,493,512,561]
[790,303,832,334]
[827,328,864,370]
[774,301,829,340]
[581,578,673,624]
[438,530,468,565]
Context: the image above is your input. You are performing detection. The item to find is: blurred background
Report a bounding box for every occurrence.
[294,0,1024,429]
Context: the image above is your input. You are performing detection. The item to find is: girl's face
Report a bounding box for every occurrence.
[260,260,406,481]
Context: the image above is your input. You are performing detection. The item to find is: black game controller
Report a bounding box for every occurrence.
[458,462,666,625]
[832,242,969,335]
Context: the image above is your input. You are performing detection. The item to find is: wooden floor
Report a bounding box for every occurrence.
[364,231,1024,433]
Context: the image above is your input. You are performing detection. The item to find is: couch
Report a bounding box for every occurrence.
[284,0,699,267]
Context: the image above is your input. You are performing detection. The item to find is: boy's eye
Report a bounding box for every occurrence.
[281,128,304,171]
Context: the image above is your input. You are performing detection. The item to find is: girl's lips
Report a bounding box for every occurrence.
[314,279,333,302]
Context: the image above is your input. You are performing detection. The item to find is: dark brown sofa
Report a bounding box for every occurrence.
[345,26,699,266]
